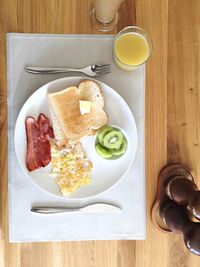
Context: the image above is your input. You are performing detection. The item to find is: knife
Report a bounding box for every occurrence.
[31,203,121,214]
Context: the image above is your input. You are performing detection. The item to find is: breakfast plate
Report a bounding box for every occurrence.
[14,77,137,199]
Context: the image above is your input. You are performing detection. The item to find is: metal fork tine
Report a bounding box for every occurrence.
[95,67,111,71]
[95,64,111,67]
[95,69,111,73]
[95,64,111,70]
[95,70,111,75]
[95,66,111,71]
[95,65,111,69]
[95,70,110,73]
[95,70,111,74]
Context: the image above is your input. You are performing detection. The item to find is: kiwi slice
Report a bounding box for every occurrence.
[103,130,123,149]
[95,144,112,159]
[98,126,114,145]
[111,138,127,156]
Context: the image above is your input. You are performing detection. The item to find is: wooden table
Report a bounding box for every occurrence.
[0,0,199,266]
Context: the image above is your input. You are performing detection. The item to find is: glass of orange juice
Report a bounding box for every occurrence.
[114,26,152,70]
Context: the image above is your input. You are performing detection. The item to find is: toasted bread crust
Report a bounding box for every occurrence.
[47,80,108,143]
[78,80,104,108]
[78,80,108,129]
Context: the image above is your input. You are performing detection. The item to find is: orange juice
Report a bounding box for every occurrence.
[114,32,150,70]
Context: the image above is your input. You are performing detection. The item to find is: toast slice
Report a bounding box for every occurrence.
[78,80,104,108]
[47,81,108,143]
[48,100,67,145]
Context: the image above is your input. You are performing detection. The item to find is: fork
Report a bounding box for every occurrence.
[25,64,111,77]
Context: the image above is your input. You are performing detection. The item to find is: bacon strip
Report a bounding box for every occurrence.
[25,113,54,171]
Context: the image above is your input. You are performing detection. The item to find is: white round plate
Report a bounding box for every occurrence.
[14,77,137,199]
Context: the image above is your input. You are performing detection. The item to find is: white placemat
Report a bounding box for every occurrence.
[7,33,145,242]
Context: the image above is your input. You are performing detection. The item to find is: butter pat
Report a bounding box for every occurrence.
[79,100,92,115]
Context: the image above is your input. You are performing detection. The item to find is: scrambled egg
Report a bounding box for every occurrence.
[50,142,93,195]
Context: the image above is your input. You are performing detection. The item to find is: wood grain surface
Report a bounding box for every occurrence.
[0,0,200,266]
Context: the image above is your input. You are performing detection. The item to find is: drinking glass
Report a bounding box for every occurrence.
[91,0,123,32]
[113,26,152,70]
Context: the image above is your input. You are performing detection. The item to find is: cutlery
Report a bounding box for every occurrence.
[31,203,121,214]
[25,64,111,77]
